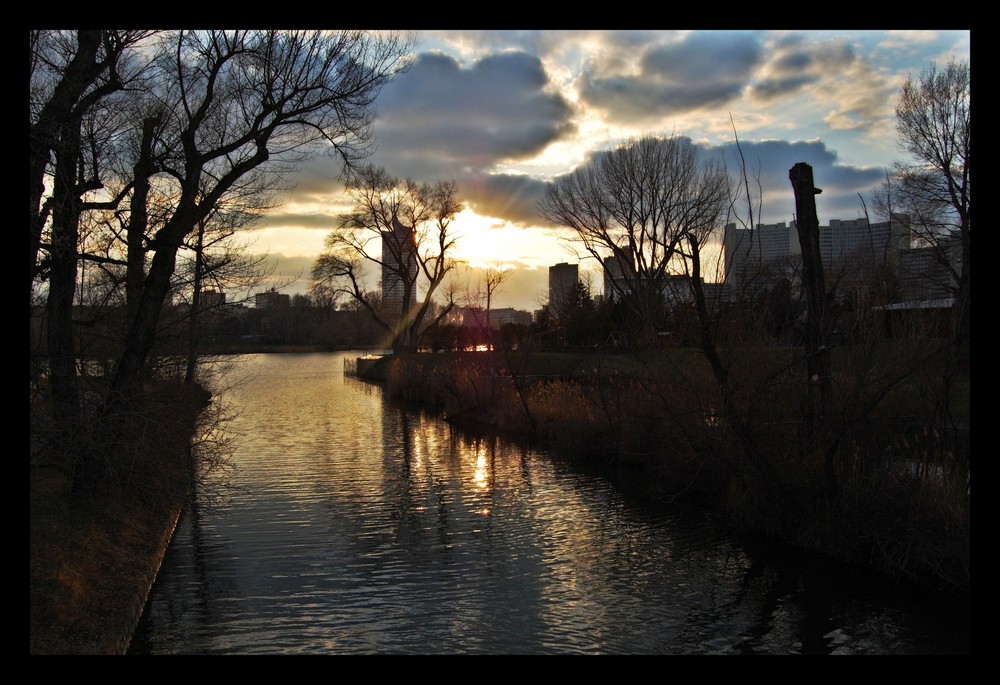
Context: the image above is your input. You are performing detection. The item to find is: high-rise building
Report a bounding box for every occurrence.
[897,232,960,301]
[381,218,418,316]
[818,217,909,268]
[724,221,801,291]
[724,216,911,294]
[548,262,578,309]
[602,255,626,301]
[255,288,289,309]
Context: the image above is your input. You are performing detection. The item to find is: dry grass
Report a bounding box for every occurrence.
[387,347,970,593]
[29,383,209,654]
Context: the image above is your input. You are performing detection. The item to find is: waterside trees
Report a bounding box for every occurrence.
[876,59,970,355]
[312,165,463,354]
[30,30,411,492]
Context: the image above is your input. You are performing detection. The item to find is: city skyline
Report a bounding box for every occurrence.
[239,30,969,311]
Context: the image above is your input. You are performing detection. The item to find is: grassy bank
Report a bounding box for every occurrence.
[384,345,970,593]
[29,382,212,654]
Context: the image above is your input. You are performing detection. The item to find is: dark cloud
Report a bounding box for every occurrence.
[369,50,576,181]
[640,33,763,83]
[256,254,317,294]
[748,75,815,101]
[579,32,763,123]
[279,155,349,208]
[772,51,814,72]
[458,172,550,226]
[749,38,860,104]
[704,139,885,224]
[544,135,885,227]
[255,211,339,230]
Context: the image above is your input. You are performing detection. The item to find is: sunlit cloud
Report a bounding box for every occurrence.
[256,212,340,231]
[243,29,969,310]
[578,31,763,124]
[370,50,576,179]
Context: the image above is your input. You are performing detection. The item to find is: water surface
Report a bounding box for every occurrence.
[130,352,969,655]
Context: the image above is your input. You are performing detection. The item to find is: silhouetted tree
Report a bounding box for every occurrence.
[112,31,410,398]
[875,59,969,349]
[463,266,511,352]
[30,30,156,422]
[313,165,462,354]
[540,135,730,346]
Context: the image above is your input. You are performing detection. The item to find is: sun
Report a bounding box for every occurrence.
[449,208,575,272]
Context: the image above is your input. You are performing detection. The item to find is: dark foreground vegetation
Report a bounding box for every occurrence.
[28,30,970,650]
[28,338,968,653]
[383,343,970,594]
[29,382,212,654]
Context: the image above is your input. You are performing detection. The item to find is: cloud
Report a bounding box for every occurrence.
[705,138,886,224]
[255,211,340,230]
[369,50,576,181]
[251,253,317,295]
[275,154,351,215]
[578,32,764,123]
[748,35,895,133]
[748,34,854,103]
[458,172,550,226]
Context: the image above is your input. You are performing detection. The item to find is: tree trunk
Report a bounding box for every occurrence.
[29,30,104,300]
[184,217,208,385]
[46,116,83,425]
[125,116,159,336]
[789,162,837,494]
[111,208,198,399]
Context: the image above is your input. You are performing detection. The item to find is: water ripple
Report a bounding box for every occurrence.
[131,352,969,655]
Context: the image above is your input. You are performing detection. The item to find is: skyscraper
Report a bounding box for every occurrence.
[381,218,418,316]
[548,262,578,309]
[723,221,801,291]
[724,216,911,293]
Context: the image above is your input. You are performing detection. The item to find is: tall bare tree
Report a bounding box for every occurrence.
[30,29,411,431]
[178,178,282,384]
[875,59,970,349]
[539,135,730,346]
[464,266,511,349]
[30,30,157,421]
[105,30,410,396]
[313,165,462,353]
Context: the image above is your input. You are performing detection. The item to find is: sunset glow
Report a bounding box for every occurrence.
[243,29,969,311]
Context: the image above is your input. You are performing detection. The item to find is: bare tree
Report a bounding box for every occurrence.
[178,181,282,384]
[29,29,410,484]
[29,30,155,298]
[313,165,462,353]
[462,266,511,350]
[875,59,970,348]
[30,30,157,422]
[100,30,410,397]
[539,135,731,346]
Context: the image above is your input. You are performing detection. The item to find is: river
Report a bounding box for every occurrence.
[129,352,969,655]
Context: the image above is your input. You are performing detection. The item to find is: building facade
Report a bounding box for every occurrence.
[724,221,801,292]
[724,216,913,296]
[548,262,579,309]
[446,306,532,329]
[255,288,289,309]
[381,219,418,316]
[199,289,226,309]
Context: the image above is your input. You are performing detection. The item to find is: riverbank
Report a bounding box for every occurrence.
[381,347,971,594]
[29,383,210,654]
[28,344,968,653]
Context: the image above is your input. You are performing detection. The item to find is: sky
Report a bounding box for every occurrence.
[245,29,970,312]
